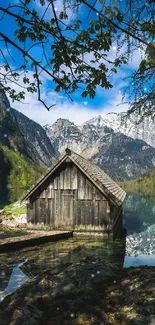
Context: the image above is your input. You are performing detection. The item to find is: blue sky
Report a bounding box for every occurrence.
[0,0,144,126]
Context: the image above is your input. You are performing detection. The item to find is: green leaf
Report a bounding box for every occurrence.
[117,13,123,22]
[82,91,88,98]
[111,68,117,73]
[55,85,61,92]
[40,0,45,6]
[95,23,100,31]
[139,60,147,74]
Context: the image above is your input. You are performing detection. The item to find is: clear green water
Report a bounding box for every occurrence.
[0,191,155,301]
[123,192,155,268]
[123,192,155,234]
[0,238,125,301]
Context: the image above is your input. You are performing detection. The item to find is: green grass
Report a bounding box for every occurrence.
[0,226,27,239]
[2,202,26,219]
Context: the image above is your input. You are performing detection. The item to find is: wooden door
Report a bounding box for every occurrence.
[60,190,74,229]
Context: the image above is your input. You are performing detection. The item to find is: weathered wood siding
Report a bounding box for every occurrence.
[27,161,114,233]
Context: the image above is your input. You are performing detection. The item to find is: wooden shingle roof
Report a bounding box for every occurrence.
[69,149,126,206]
[22,148,126,206]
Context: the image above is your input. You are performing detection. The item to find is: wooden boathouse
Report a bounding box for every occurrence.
[23,148,126,238]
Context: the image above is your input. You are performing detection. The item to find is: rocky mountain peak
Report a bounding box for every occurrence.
[44,112,155,180]
[83,114,105,127]
[0,92,56,166]
[44,118,78,138]
[44,118,83,154]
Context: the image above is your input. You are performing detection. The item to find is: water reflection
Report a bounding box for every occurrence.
[123,192,155,261]
[123,192,155,234]
[0,238,126,301]
[0,261,29,302]
[124,255,155,268]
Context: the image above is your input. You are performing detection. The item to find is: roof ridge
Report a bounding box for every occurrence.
[23,147,126,205]
[70,150,124,191]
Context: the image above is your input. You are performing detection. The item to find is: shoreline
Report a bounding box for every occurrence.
[0,230,73,252]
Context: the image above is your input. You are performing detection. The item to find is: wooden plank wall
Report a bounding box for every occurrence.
[74,199,111,232]
[27,161,116,233]
[74,168,112,232]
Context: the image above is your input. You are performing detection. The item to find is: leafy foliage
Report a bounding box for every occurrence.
[2,202,26,220]
[0,0,154,116]
[120,166,155,198]
[0,145,45,203]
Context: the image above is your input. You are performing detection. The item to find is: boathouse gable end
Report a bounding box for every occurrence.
[24,149,126,237]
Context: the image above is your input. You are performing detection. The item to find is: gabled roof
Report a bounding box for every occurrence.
[22,148,126,206]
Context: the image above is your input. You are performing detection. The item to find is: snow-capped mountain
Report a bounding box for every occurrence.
[44,113,155,180]
[81,112,155,149]
[44,117,115,158]
[44,118,84,156]
[1,87,154,181]
[91,132,155,180]
[102,112,155,149]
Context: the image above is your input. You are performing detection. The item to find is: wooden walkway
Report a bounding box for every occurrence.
[0,231,73,252]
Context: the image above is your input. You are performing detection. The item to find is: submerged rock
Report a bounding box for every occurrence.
[0,260,155,325]
[0,258,118,325]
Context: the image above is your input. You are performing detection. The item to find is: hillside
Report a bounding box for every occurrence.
[120,167,155,197]
[91,132,155,181]
[0,90,56,166]
[0,90,56,207]
[0,146,46,208]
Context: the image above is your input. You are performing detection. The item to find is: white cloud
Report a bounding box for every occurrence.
[2,63,129,127]
[106,42,146,71]
[9,85,129,126]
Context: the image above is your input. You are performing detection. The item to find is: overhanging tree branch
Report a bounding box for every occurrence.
[81,0,155,51]
[0,0,154,117]
[35,65,56,110]
[0,31,72,101]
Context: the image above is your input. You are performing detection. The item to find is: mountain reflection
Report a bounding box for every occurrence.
[123,192,155,234]
[0,261,29,302]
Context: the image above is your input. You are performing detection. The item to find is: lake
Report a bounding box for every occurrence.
[0,191,155,301]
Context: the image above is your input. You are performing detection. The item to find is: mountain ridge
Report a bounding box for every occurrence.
[44,111,155,149]
[0,89,56,166]
[1,89,155,190]
[44,114,155,180]
[0,90,56,205]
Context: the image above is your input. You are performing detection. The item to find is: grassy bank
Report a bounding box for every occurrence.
[1,202,26,219]
[0,226,27,239]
